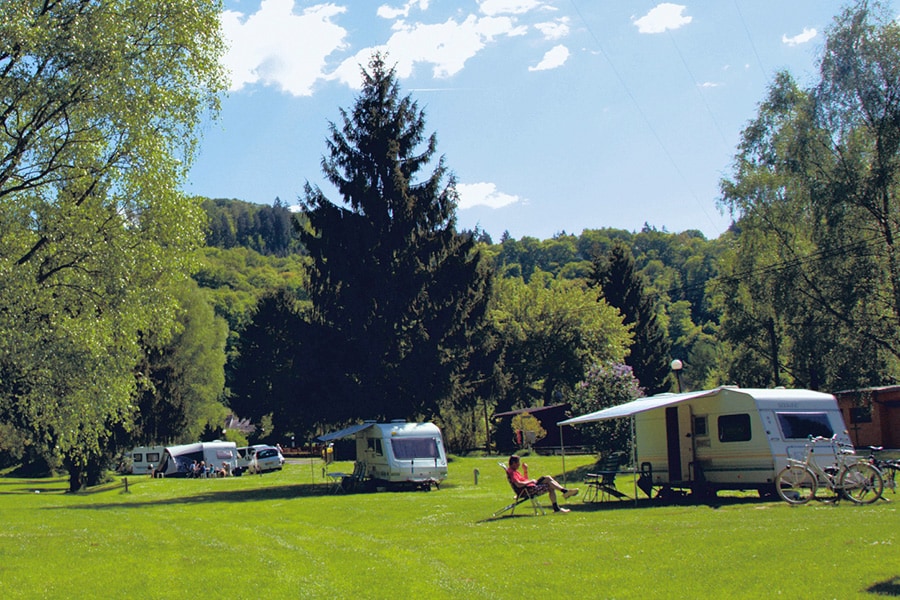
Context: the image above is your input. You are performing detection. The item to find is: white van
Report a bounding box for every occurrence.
[237,445,284,474]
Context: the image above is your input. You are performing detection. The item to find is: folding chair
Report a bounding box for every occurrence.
[583,452,630,503]
[491,462,546,517]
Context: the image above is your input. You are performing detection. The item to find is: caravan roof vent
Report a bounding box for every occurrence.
[390,419,406,423]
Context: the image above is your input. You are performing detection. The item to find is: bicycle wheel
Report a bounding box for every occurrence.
[839,463,883,504]
[880,464,898,495]
[775,465,816,505]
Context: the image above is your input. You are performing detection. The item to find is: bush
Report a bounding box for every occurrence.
[568,362,643,456]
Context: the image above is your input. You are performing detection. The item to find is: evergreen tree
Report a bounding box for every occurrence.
[591,242,672,395]
[299,54,491,421]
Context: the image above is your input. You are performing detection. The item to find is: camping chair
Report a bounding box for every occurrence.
[491,463,546,518]
[327,461,368,494]
[583,452,630,503]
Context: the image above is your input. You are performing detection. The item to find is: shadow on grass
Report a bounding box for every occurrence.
[49,478,459,509]
[868,576,900,596]
[478,488,777,523]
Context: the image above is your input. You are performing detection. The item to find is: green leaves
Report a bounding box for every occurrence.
[0,0,226,489]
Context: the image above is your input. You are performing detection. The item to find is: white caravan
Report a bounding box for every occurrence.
[560,387,853,498]
[318,421,448,490]
[128,446,166,474]
[154,441,241,477]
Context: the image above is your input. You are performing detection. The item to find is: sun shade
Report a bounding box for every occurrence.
[557,389,721,426]
[316,422,376,442]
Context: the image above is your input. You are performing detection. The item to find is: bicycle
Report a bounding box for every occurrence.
[866,446,899,497]
[775,435,883,505]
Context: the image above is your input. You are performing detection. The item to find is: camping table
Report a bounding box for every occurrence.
[326,471,347,494]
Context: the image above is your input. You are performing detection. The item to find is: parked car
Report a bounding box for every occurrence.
[237,445,284,474]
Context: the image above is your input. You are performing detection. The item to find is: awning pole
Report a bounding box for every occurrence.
[632,415,638,506]
[560,425,567,487]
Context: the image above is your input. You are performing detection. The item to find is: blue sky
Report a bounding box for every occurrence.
[185,1,894,241]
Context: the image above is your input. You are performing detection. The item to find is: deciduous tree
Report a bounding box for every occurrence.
[0,0,226,490]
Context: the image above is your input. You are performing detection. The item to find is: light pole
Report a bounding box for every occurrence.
[671,359,684,393]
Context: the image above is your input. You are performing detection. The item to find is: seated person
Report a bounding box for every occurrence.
[506,454,578,513]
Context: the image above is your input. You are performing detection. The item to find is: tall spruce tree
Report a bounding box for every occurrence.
[300,54,491,421]
[591,242,672,395]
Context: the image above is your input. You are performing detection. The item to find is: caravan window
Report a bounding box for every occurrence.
[391,438,440,460]
[693,416,708,437]
[718,414,752,442]
[133,453,143,463]
[367,438,383,456]
[146,452,160,463]
[776,412,834,439]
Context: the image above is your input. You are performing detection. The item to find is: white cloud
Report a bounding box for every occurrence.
[479,0,543,17]
[529,44,569,71]
[330,15,527,87]
[535,17,570,41]
[782,27,817,46]
[457,182,521,209]
[221,0,348,96]
[698,81,719,88]
[377,0,430,20]
[633,3,692,34]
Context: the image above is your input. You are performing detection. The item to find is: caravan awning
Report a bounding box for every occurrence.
[557,389,722,426]
[316,422,376,442]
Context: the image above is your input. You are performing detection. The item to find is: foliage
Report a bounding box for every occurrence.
[488,271,631,412]
[300,54,492,422]
[203,197,305,256]
[228,288,347,441]
[591,241,673,395]
[0,0,226,490]
[568,362,644,455]
[510,412,547,449]
[718,0,900,389]
[131,280,229,446]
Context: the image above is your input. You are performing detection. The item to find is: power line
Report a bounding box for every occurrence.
[568,0,723,235]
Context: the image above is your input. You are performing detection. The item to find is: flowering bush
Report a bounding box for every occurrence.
[568,363,643,456]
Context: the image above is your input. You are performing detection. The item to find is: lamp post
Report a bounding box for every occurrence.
[671,359,684,393]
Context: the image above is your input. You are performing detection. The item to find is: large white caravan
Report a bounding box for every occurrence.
[560,387,853,498]
[154,441,241,477]
[318,421,448,490]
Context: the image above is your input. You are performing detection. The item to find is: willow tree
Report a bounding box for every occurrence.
[0,1,226,490]
[300,54,492,422]
[719,1,900,389]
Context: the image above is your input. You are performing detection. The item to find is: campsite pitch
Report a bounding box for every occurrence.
[0,455,895,599]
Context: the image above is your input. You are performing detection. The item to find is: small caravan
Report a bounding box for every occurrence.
[128,446,165,474]
[318,421,448,490]
[560,387,853,497]
[154,441,241,477]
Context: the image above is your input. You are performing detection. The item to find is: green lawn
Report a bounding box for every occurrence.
[0,454,896,599]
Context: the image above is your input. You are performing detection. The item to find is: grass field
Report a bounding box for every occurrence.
[0,454,897,599]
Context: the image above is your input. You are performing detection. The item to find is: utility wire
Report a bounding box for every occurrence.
[568,0,723,235]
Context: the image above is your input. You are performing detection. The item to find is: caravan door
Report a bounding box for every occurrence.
[665,405,695,482]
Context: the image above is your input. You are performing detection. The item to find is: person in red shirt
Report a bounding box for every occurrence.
[507,454,578,512]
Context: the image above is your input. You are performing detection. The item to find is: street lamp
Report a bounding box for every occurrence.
[671,359,684,393]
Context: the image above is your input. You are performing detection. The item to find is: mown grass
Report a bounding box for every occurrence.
[0,454,897,599]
